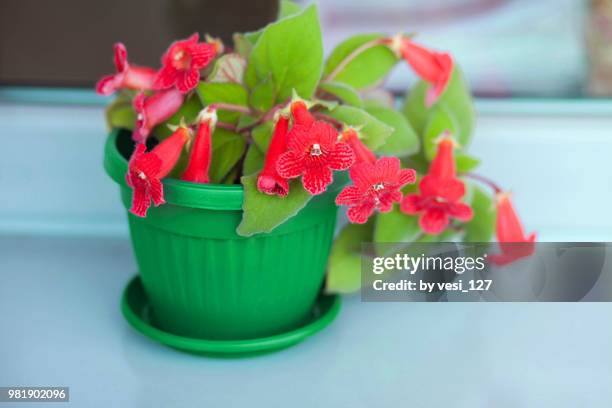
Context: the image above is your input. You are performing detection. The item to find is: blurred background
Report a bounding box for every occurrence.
[1,0,611,97]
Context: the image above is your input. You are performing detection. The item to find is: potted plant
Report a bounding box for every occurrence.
[100,0,535,355]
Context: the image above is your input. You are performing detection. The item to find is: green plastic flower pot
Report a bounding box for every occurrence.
[104,130,340,340]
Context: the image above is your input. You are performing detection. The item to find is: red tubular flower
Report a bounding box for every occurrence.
[276,112,355,195]
[490,193,537,266]
[340,128,376,164]
[154,33,218,93]
[181,108,217,183]
[96,43,157,95]
[126,126,192,217]
[290,100,315,128]
[132,88,184,143]
[257,114,291,196]
[400,134,472,234]
[388,35,453,107]
[336,157,416,224]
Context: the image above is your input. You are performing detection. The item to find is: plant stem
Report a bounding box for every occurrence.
[239,103,285,133]
[216,121,238,132]
[462,172,503,194]
[210,102,252,115]
[324,38,385,82]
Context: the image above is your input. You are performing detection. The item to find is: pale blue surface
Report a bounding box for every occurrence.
[1,236,612,407]
[2,88,612,406]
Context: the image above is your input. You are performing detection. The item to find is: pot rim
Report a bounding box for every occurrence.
[104,129,244,210]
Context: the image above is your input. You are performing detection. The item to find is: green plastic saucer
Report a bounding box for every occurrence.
[120,276,341,356]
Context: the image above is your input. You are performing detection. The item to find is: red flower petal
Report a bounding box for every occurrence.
[189,42,216,69]
[95,74,120,96]
[348,162,375,191]
[398,168,417,186]
[401,194,424,214]
[276,151,305,179]
[130,186,150,217]
[347,202,376,224]
[176,69,200,93]
[257,174,289,197]
[419,175,465,202]
[327,142,355,171]
[496,194,534,243]
[291,101,315,128]
[149,178,165,206]
[153,66,179,90]
[374,156,401,181]
[448,201,473,222]
[302,166,333,195]
[429,136,456,180]
[335,185,363,206]
[113,42,128,72]
[341,128,376,164]
[286,125,312,155]
[420,208,449,235]
[378,190,403,212]
[400,40,454,107]
[182,119,212,183]
[123,66,156,91]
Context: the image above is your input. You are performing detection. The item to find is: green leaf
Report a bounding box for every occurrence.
[209,129,247,183]
[374,206,421,243]
[105,92,136,130]
[245,4,323,103]
[241,121,273,177]
[249,76,276,112]
[456,153,480,173]
[197,82,249,124]
[233,33,253,58]
[237,173,312,237]
[323,33,398,89]
[364,104,420,156]
[325,105,393,150]
[464,184,496,243]
[251,121,274,151]
[402,67,475,148]
[422,105,459,160]
[318,81,364,107]
[278,0,301,18]
[208,53,247,83]
[236,114,259,131]
[326,220,374,294]
[243,144,265,176]
[221,166,240,185]
[154,93,203,139]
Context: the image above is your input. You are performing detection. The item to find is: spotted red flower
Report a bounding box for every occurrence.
[126,126,191,217]
[340,128,376,164]
[276,109,355,195]
[388,35,453,107]
[400,134,472,234]
[489,193,537,266]
[257,113,290,196]
[154,33,218,93]
[132,88,184,143]
[336,157,416,224]
[181,108,217,183]
[96,43,157,95]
